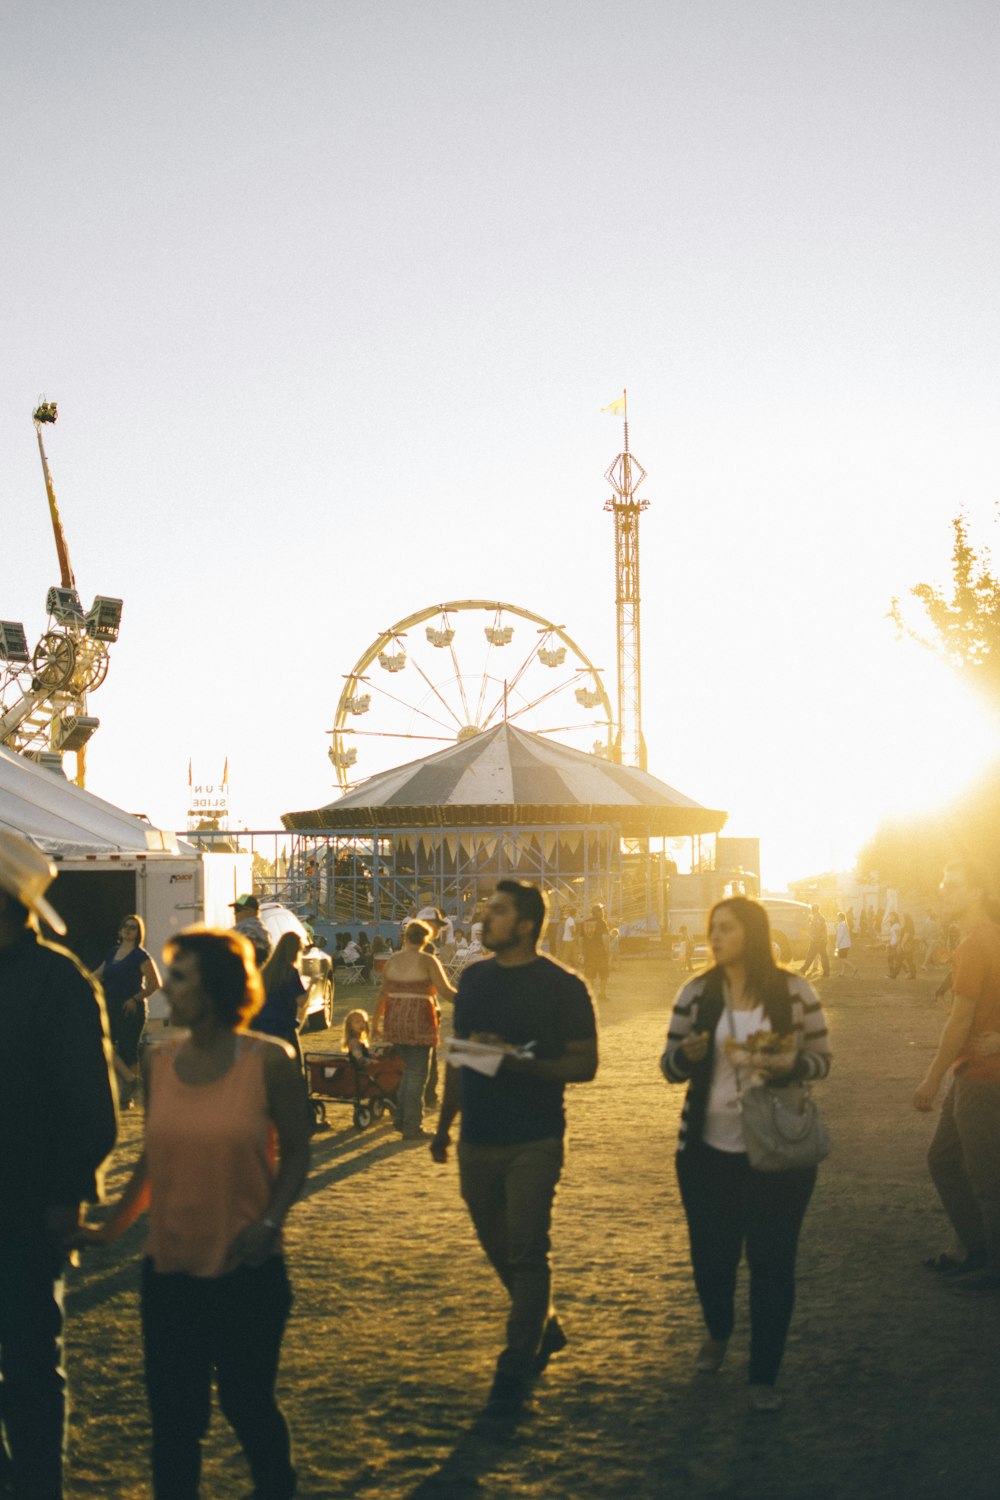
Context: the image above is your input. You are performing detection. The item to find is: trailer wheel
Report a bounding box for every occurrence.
[310,1100,328,1128]
[353,1103,372,1130]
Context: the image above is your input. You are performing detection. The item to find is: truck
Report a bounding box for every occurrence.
[665,870,813,961]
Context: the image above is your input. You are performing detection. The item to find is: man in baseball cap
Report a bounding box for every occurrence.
[0,831,117,1498]
[229,893,271,968]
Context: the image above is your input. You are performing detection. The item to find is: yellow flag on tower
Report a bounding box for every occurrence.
[601,395,626,416]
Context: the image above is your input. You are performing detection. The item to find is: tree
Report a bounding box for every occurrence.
[890,512,1000,699]
[865,512,1000,894]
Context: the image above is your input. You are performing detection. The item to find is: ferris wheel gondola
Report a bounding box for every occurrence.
[329,600,614,790]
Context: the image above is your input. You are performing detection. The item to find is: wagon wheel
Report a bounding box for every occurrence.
[70,639,110,693]
[330,599,613,791]
[31,632,77,692]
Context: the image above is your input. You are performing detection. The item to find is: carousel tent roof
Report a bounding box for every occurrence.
[283,723,727,838]
[0,744,177,855]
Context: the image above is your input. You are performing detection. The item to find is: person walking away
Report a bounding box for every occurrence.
[799,906,830,980]
[229,894,272,969]
[579,903,611,1001]
[833,911,858,977]
[431,880,598,1415]
[0,831,117,1500]
[373,921,456,1139]
[661,896,831,1411]
[74,928,310,1499]
[885,911,902,978]
[560,907,579,968]
[898,914,917,979]
[915,861,1000,1290]
[94,914,161,1108]
[678,925,694,973]
[922,911,942,970]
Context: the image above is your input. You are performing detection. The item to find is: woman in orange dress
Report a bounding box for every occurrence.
[373,919,456,1138]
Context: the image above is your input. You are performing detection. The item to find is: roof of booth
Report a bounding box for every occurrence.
[0,744,177,855]
[283,723,727,838]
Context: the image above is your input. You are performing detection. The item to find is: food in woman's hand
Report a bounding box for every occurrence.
[724,1030,795,1059]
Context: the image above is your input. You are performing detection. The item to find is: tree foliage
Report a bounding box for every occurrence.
[866,513,1000,895]
[890,512,1000,698]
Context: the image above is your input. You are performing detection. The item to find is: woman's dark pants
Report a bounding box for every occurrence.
[141,1256,295,1500]
[676,1142,816,1385]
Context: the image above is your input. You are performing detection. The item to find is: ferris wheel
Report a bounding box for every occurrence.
[329,600,614,791]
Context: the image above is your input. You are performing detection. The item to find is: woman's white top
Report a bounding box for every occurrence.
[703,1004,767,1153]
[835,920,851,951]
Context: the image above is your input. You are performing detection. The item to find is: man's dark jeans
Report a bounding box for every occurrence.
[0,1233,66,1500]
[458,1136,564,1373]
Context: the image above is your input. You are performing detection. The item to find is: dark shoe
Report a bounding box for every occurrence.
[938,1250,988,1278]
[748,1385,784,1412]
[923,1252,965,1273]
[695,1337,728,1373]
[532,1317,568,1374]
[951,1270,1000,1293]
[485,1369,530,1416]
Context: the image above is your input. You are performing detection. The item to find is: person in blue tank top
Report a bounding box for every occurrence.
[94,914,161,1108]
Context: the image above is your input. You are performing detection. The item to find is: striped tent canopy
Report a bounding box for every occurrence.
[283,724,726,839]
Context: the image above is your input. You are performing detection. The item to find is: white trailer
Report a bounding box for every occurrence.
[49,848,252,1018]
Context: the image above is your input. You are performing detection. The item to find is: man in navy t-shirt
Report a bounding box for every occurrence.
[431,880,598,1415]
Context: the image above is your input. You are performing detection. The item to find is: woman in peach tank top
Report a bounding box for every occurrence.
[76,929,310,1500]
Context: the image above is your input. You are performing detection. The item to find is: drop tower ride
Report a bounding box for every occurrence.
[603,389,649,770]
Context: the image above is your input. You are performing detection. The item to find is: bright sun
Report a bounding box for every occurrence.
[719,641,999,891]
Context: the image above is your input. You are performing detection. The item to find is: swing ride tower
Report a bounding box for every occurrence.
[0,401,123,786]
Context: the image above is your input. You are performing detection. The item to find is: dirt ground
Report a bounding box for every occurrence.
[64,951,1000,1499]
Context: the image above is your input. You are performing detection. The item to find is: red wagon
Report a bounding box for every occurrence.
[304,1048,403,1130]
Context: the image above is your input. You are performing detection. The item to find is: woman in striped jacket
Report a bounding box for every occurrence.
[661,896,831,1412]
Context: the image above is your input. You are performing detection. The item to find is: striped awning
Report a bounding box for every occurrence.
[283,724,726,838]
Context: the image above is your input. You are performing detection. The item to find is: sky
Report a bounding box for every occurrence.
[2,0,999,888]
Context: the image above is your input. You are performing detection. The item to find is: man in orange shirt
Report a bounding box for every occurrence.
[915,860,1000,1291]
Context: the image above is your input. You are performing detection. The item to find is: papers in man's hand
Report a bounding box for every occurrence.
[443,1037,535,1077]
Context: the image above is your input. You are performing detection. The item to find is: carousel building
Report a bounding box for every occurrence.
[280,723,727,937]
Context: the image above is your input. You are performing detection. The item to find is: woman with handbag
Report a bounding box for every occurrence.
[661,896,831,1411]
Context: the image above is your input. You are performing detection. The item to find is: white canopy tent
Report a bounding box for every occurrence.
[0,745,177,855]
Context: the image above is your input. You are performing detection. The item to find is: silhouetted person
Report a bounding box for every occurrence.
[800,906,830,979]
[0,831,117,1500]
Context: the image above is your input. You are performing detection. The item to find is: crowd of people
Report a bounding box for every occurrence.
[2,829,998,1499]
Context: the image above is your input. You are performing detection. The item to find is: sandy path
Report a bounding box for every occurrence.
[65,954,1000,1498]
